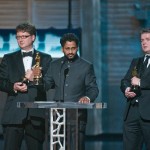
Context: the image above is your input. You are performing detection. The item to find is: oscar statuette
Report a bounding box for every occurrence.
[131,66,140,95]
[33,52,42,85]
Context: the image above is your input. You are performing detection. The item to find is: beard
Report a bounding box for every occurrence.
[65,53,78,61]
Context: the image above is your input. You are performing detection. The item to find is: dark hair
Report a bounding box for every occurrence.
[16,22,36,36]
[140,28,150,35]
[60,33,79,47]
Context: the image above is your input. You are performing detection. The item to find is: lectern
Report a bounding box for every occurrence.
[17,101,107,150]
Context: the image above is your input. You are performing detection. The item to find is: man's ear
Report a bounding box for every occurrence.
[32,35,36,42]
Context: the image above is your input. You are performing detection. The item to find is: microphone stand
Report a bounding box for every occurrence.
[58,60,65,102]
[58,57,69,102]
[63,68,69,101]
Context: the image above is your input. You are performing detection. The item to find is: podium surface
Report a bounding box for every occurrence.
[17,101,107,109]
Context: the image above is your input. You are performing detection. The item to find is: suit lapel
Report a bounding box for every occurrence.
[32,50,36,67]
[143,64,150,76]
[16,50,37,71]
[138,56,150,77]
[137,57,144,77]
[14,51,25,76]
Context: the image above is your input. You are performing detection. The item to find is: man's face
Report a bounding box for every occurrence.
[16,31,35,50]
[141,33,150,54]
[62,41,78,60]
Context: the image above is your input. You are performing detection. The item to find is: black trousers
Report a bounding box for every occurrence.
[123,103,150,150]
[66,122,86,150]
[3,120,45,150]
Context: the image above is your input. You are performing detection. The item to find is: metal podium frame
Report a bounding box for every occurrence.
[17,101,107,150]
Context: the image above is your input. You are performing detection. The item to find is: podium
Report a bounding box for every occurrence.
[17,101,107,150]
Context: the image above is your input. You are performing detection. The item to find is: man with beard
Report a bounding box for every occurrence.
[43,33,99,150]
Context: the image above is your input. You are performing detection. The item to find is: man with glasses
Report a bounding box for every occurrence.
[0,22,52,150]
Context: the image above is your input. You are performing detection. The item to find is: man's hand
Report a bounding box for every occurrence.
[79,96,90,104]
[131,76,140,86]
[125,87,136,98]
[25,66,42,81]
[25,69,34,81]
[13,82,27,93]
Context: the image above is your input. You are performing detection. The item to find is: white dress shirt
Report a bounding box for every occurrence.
[21,49,33,72]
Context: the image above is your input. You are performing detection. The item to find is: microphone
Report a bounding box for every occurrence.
[57,58,66,102]
[62,67,69,102]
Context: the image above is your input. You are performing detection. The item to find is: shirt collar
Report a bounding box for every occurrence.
[21,48,34,53]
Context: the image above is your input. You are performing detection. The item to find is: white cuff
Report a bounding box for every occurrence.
[138,79,141,86]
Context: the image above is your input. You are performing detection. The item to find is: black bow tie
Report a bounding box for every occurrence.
[22,51,33,57]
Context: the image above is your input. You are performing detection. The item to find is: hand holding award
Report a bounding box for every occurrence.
[33,52,42,85]
[131,66,140,95]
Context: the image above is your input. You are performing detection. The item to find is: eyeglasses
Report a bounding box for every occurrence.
[16,35,31,40]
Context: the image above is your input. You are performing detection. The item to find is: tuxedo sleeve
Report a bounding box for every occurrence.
[0,55,16,95]
[43,63,55,90]
[120,59,137,94]
[85,64,99,102]
[0,78,15,94]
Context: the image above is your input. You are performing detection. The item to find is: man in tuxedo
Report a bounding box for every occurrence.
[0,22,52,150]
[120,28,150,150]
[42,33,99,150]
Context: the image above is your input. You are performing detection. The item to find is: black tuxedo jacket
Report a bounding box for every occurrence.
[121,56,150,121]
[0,50,52,126]
[44,55,99,122]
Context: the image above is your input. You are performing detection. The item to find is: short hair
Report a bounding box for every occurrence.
[60,33,79,47]
[140,28,150,35]
[16,22,36,36]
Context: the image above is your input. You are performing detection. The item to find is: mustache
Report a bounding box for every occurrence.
[67,53,74,56]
